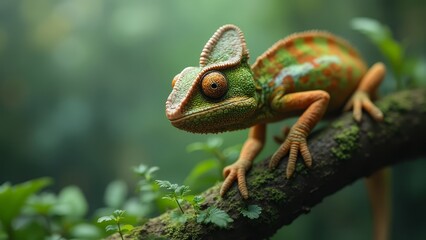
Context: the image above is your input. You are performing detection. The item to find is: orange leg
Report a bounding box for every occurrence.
[366,168,391,240]
[269,90,330,178]
[220,123,266,199]
[344,62,386,121]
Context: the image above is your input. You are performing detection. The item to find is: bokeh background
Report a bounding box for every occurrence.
[1,0,425,239]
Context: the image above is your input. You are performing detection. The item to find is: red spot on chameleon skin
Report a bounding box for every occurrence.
[330,63,341,72]
[322,67,332,77]
[300,75,310,84]
[286,40,304,63]
[267,54,276,63]
[328,77,339,91]
[282,75,295,93]
[304,36,323,56]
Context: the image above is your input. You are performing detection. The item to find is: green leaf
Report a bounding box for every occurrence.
[170,211,188,224]
[113,209,125,216]
[351,17,404,87]
[25,192,57,215]
[134,165,159,181]
[155,180,172,189]
[185,159,219,183]
[97,215,113,223]
[146,166,159,180]
[105,224,119,232]
[174,185,190,197]
[241,205,262,219]
[0,177,52,231]
[104,180,128,208]
[196,210,207,223]
[202,207,233,228]
[133,164,148,175]
[186,142,210,153]
[223,145,242,162]
[207,137,223,148]
[70,223,102,239]
[120,224,134,233]
[54,185,88,218]
[161,195,174,201]
[192,195,204,204]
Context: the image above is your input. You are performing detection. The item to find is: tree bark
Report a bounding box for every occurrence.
[117,89,426,240]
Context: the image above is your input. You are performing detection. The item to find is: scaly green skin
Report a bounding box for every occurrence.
[165,24,384,201]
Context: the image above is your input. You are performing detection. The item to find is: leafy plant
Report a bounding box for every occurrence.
[351,17,426,89]
[188,195,204,216]
[240,204,262,219]
[134,164,161,204]
[156,180,190,214]
[196,206,233,228]
[97,210,134,240]
[155,180,234,228]
[0,178,52,239]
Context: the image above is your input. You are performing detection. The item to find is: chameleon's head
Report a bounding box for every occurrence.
[166,25,258,133]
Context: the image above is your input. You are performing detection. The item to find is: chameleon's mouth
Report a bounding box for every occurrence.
[168,97,256,133]
[168,97,251,122]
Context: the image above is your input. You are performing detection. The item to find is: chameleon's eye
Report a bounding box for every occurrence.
[171,74,180,88]
[201,71,228,99]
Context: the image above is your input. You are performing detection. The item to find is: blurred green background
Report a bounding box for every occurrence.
[1,0,425,239]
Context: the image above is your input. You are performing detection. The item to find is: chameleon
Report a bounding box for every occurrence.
[166,25,388,239]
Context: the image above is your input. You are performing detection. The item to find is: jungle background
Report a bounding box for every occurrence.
[1,0,425,239]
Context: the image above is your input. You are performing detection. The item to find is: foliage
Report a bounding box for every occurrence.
[156,180,190,214]
[240,204,262,219]
[133,165,161,214]
[156,179,234,228]
[98,210,134,240]
[0,165,162,239]
[0,178,52,239]
[196,206,233,228]
[185,137,241,193]
[0,178,103,239]
[0,159,239,239]
[351,17,426,89]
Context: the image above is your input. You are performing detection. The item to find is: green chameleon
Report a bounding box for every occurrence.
[166,25,389,240]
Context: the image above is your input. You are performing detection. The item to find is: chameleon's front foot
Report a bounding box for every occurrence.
[269,125,312,178]
[220,160,251,199]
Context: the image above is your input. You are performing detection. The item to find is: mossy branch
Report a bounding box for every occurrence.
[118,89,426,240]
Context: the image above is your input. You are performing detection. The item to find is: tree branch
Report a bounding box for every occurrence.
[121,89,426,240]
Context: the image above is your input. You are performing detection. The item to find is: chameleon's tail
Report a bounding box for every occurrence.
[365,167,391,240]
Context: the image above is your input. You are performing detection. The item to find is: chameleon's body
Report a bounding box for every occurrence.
[252,32,366,112]
[166,25,388,240]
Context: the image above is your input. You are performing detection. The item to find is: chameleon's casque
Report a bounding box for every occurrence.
[166,25,259,133]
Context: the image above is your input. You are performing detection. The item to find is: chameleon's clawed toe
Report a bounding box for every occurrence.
[271,128,313,178]
[221,162,250,199]
[344,91,383,122]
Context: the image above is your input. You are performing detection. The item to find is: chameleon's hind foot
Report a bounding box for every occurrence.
[344,91,383,122]
[269,126,312,178]
[344,62,385,122]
